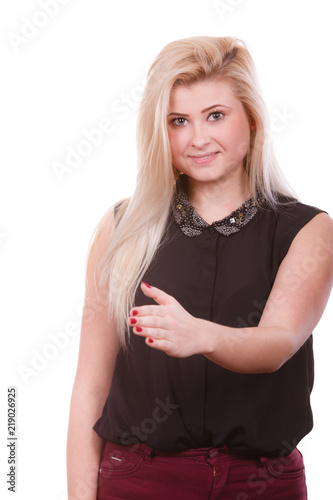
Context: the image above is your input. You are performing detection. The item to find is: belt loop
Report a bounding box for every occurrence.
[259,456,267,465]
[143,447,153,464]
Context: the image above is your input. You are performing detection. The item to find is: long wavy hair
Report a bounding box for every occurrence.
[87,36,296,347]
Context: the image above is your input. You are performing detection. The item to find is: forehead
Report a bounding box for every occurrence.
[168,79,239,111]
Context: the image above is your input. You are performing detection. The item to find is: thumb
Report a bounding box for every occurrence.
[140,282,177,306]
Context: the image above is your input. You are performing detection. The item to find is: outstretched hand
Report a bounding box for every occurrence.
[128,282,205,357]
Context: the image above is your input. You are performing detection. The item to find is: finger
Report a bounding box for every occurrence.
[130,304,167,318]
[144,336,173,353]
[132,326,168,340]
[140,282,178,306]
[128,313,169,329]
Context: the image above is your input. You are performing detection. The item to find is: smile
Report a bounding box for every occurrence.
[190,152,218,164]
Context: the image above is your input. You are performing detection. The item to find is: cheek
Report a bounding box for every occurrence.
[223,123,250,158]
[168,130,185,157]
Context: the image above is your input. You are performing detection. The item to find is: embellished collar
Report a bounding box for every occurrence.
[172,190,260,237]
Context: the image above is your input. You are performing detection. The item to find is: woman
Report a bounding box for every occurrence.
[67,36,333,499]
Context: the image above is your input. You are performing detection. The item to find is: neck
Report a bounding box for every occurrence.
[186,173,251,224]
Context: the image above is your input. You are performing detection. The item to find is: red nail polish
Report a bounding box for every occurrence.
[148,338,154,343]
[132,309,138,316]
[130,318,137,325]
[142,282,152,289]
[136,327,143,332]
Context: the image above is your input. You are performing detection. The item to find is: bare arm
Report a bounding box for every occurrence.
[203,212,333,372]
[67,208,120,500]
[129,213,333,373]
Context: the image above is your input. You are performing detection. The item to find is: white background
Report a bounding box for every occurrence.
[1,1,332,498]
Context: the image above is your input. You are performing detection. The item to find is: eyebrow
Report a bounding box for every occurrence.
[167,104,231,117]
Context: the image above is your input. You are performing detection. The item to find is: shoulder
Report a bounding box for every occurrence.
[87,198,130,263]
[272,195,325,220]
[98,197,130,234]
[291,210,333,254]
[260,195,330,261]
[277,198,328,238]
[263,195,327,230]
[279,212,333,298]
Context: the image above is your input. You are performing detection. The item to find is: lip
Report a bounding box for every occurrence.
[189,152,219,165]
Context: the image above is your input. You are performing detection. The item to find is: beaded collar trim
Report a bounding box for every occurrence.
[172,190,260,237]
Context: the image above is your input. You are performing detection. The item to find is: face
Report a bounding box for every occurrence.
[167,79,251,188]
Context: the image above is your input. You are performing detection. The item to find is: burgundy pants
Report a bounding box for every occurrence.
[97,440,307,499]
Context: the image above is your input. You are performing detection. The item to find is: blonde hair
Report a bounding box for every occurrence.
[89,36,296,347]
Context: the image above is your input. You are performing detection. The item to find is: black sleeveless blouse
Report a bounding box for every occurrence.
[93,193,325,457]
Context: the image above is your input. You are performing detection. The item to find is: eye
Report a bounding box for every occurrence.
[208,111,225,121]
[170,117,188,126]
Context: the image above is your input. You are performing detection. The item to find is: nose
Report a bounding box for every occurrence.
[190,122,211,149]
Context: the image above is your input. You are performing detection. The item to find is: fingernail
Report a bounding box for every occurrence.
[148,338,154,343]
[132,309,138,316]
[136,327,143,332]
[142,282,152,288]
[130,318,137,325]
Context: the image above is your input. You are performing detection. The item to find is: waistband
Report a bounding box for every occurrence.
[102,440,298,464]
